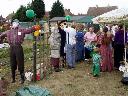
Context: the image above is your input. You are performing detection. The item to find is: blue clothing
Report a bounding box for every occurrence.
[66,44,76,67]
[76,42,84,61]
[75,32,84,61]
[75,32,84,42]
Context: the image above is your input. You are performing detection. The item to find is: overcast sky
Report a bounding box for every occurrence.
[1,0,128,17]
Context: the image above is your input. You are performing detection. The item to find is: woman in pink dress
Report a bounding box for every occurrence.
[100,27,113,72]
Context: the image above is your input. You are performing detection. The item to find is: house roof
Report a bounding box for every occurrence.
[87,6,118,17]
[44,11,50,17]
[44,9,73,18]
[0,15,6,23]
[19,20,46,28]
[64,9,74,16]
[6,13,15,20]
[76,16,94,23]
[50,16,86,22]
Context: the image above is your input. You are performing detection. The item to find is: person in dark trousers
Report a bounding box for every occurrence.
[114,24,125,70]
[58,21,66,67]
[0,19,35,84]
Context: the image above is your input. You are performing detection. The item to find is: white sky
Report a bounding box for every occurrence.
[1,0,128,17]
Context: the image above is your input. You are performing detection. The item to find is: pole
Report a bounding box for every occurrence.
[26,8,37,82]
[33,17,37,82]
[48,18,52,73]
[124,22,127,65]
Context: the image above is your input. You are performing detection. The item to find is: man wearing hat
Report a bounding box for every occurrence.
[0,19,35,84]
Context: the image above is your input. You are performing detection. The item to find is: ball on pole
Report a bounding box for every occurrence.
[26,9,35,18]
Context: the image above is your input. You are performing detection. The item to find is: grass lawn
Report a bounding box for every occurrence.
[1,40,128,96]
[5,61,128,96]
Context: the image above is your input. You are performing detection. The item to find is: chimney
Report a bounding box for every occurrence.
[96,5,98,8]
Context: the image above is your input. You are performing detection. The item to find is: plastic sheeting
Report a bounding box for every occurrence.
[92,8,128,23]
[15,85,52,96]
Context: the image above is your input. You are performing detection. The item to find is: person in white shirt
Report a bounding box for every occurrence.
[64,25,77,69]
[111,25,118,36]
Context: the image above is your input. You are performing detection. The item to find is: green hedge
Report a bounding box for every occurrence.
[0,47,33,65]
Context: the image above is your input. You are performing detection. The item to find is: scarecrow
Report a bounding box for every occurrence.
[0,19,36,84]
[49,27,61,72]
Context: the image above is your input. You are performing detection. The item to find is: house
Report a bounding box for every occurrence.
[50,15,85,22]
[87,5,118,17]
[49,15,86,27]
[44,9,74,20]
[43,11,50,20]
[0,15,6,25]
[76,16,94,24]
[64,9,74,16]
[6,12,15,22]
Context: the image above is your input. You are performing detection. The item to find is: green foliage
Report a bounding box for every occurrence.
[27,3,32,9]
[0,46,33,65]
[0,48,9,58]
[13,0,45,22]
[31,0,45,19]
[0,28,5,32]
[50,0,65,19]
[12,5,31,22]
[120,20,128,30]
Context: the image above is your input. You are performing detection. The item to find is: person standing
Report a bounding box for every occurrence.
[84,27,96,61]
[91,47,101,77]
[49,27,61,72]
[95,27,104,48]
[64,25,76,69]
[100,27,113,72]
[0,19,35,84]
[114,25,125,70]
[75,28,85,62]
[58,21,66,67]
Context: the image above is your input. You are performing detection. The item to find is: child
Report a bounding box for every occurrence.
[91,47,101,77]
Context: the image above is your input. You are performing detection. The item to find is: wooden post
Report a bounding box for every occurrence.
[124,22,127,65]
[33,17,37,82]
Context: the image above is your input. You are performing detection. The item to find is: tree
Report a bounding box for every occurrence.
[31,0,45,19]
[50,0,65,19]
[27,3,32,9]
[12,5,30,22]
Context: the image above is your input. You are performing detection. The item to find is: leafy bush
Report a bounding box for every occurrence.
[0,47,33,65]
[0,48,9,58]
